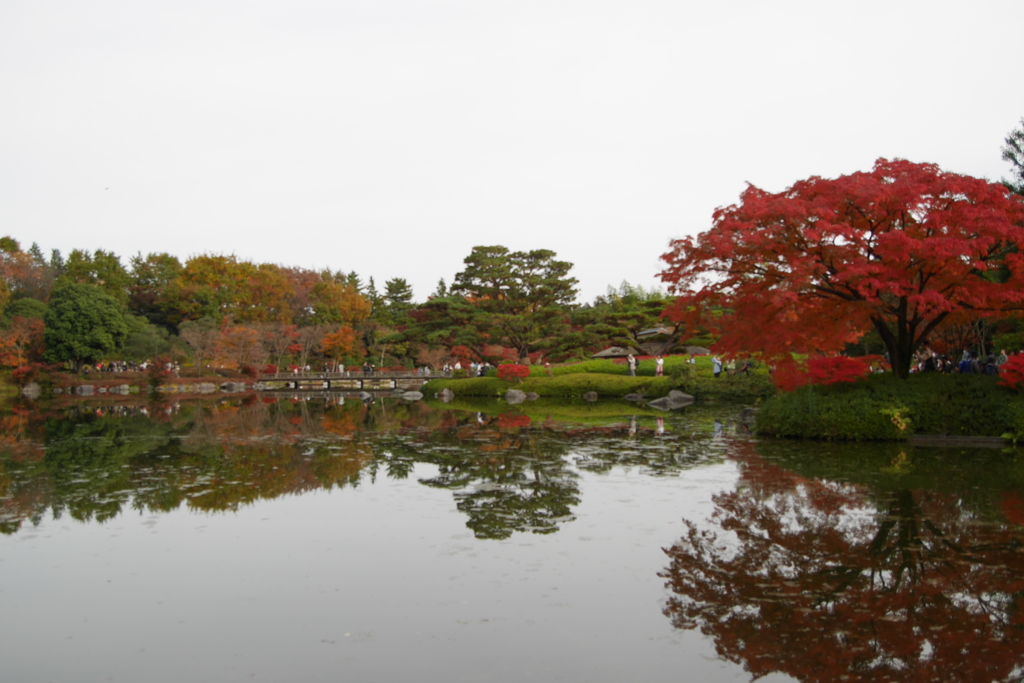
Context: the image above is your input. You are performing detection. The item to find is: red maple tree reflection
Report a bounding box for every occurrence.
[661,444,1024,682]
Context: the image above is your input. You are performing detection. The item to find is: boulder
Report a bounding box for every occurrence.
[401,391,424,401]
[646,397,674,410]
[525,392,540,401]
[438,388,454,403]
[75,384,94,396]
[199,383,217,394]
[647,392,695,411]
[506,389,527,405]
[623,393,644,402]
[21,382,41,399]
[582,391,599,402]
[97,386,108,394]
[738,407,758,424]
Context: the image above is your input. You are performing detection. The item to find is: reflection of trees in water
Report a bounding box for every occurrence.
[0,399,376,533]
[374,413,580,540]
[661,442,1024,683]
[1,399,740,539]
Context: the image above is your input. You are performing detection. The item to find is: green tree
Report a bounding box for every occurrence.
[1002,116,1024,196]
[3,297,48,323]
[449,246,578,362]
[43,282,129,366]
[121,315,173,360]
[393,296,493,361]
[62,249,131,306]
[128,252,183,328]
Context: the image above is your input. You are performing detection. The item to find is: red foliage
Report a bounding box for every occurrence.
[1001,492,1024,525]
[496,413,532,429]
[240,364,258,379]
[450,346,474,363]
[771,361,810,392]
[147,356,175,387]
[263,364,278,374]
[806,356,871,385]
[997,355,1024,389]
[497,364,531,382]
[11,364,42,387]
[661,159,1024,379]
[772,356,871,392]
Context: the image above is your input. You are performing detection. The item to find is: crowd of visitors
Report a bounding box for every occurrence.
[912,344,1015,375]
[82,359,174,374]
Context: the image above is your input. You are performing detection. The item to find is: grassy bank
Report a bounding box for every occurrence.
[756,373,1024,441]
[423,363,774,401]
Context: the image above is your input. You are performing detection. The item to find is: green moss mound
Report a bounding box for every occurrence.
[756,373,1024,441]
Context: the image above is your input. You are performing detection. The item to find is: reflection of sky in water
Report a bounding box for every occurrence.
[2,456,770,682]
[2,399,1021,682]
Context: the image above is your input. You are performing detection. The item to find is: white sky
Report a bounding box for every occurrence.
[2,0,1022,303]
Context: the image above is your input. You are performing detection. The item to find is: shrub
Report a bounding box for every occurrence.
[497,364,531,382]
[998,355,1024,389]
[757,372,1024,440]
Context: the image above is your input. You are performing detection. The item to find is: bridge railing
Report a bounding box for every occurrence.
[257,370,452,380]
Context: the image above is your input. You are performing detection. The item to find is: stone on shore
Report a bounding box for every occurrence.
[506,389,527,405]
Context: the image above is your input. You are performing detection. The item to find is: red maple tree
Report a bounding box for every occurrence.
[660,159,1024,378]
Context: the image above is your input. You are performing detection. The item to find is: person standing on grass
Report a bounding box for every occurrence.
[655,356,664,376]
[627,354,637,377]
[713,356,723,378]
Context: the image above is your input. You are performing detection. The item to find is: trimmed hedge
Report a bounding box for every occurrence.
[756,372,1024,440]
[424,374,674,399]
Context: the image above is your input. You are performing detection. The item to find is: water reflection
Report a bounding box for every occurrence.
[4,395,1024,681]
[661,440,1024,683]
[0,396,729,539]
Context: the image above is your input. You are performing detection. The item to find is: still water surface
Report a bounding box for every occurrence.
[1,396,1022,682]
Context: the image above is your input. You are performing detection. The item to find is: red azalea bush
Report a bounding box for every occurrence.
[497,363,531,382]
[263,364,278,374]
[998,355,1024,389]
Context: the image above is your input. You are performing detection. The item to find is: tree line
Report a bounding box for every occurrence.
[0,241,684,373]
[5,118,1023,380]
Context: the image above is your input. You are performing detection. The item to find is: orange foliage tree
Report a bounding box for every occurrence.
[214,321,267,370]
[0,316,45,367]
[321,326,360,366]
[660,159,1024,378]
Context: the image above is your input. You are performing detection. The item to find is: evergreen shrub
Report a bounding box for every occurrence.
[757,372,1024,440]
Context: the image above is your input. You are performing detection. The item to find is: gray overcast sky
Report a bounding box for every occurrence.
[2,0,1022,303]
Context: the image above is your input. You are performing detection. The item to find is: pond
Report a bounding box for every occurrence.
[1,395,1022,682]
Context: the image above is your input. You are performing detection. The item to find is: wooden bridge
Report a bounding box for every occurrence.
[255,370,449,392]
